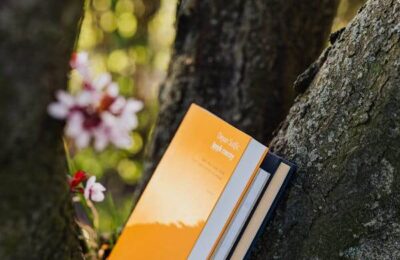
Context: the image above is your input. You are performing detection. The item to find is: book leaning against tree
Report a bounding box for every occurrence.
[109,103,297,260]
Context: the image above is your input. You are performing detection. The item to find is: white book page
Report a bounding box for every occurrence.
[188,139,266,260]
[212,168,271,260]
[230,163,291,260]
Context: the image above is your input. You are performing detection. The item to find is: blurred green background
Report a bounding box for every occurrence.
[69,0,177,240]
[68,0,365,248]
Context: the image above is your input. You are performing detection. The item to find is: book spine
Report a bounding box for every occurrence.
[188,140,268,259]
[243,161,296,259]
[226,152,283,258]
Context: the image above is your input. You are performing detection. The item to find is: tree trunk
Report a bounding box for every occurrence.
[0,1,83,259]
[141,0,339,195]
[251,0,400,258]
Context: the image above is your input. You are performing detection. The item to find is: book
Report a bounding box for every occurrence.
[211,168,271,259]
[227,154,296,260]
[109,104,268,260]
[109,104,296,260]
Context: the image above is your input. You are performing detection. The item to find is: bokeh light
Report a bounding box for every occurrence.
[69,0,177,240]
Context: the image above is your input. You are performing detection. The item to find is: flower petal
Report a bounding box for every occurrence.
[84,187,90,199]
[101,112,117,126]
[91,191,105,202]
[71,52,91,79]
[94,73,111,90]
[84,176,96,199]
[93,182,106,192]
[107,83,119,97]
[48,103,69,119]
[75,131,91,149]
[65,113,84,137]
[94,129,109,151]
[56,90,74,107]
[121,114,138,130]
[84,178,106,202]
[125,99,143,113]
[112,132,132,148]
[76,90,93,106]
[70,52,89,68]
[86,176,96,187]
[109,97,126,114]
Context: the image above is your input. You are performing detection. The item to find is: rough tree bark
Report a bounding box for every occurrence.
[252,0,400,258]
[140,0,340,195]
[0,1,83,259]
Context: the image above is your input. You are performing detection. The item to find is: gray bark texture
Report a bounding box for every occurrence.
[140,0,339,197]
[252,0,400,258]
[0,1,83,259]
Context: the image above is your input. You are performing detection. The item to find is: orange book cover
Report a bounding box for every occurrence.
[109,104,266,260]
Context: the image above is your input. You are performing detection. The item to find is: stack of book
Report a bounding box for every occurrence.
[109,104,296,260]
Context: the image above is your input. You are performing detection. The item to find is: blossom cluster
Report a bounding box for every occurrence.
[48,52,143,151]
[69,170,106,202]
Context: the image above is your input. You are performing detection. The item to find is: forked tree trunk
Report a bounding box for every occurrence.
[0,1,83,259]
[252,0,400,258]
[141,0,339,196]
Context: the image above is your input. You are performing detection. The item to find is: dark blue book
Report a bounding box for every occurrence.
[220,152,296,259]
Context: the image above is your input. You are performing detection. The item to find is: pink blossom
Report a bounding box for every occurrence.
[92,73,111,90]
[48,52,143,151]
[65,112,93,149]
[47,90,75,119]
[84,176,106,202]
[70,52,90,80]
[99,98,143,149]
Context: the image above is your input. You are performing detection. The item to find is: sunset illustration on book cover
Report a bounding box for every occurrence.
[109,104,296,260]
